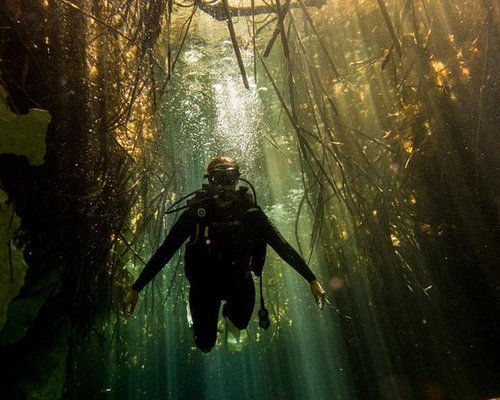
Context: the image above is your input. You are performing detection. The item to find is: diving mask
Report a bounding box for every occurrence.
[208,166,240,187]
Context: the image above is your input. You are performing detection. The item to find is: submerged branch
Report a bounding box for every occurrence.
[58,0,137,45]
[263,0,293,57]
[196,0,327,21]
[222,0,250,88]
[375,0,402,58]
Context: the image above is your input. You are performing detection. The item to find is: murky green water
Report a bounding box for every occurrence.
[69,3,499,399]
[1,1,499,399]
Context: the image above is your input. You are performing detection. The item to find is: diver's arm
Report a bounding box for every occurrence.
[251,208,326,308]
[253,208,316,281]
[131,211,192,292]
[123,211,191,316]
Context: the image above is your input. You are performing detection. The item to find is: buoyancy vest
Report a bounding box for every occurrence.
[183,186,267,281]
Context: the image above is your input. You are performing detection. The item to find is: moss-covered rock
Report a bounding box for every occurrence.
[0,85,50,166]
[0,189,27,331]
[0,84,50,332]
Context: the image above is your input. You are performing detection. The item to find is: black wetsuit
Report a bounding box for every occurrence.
[132,189,317,351]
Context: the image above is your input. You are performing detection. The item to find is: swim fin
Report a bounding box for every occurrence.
[225,317,249,352]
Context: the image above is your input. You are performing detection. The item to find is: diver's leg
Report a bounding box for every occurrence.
[189,285,221,352]
[223,276,255,330]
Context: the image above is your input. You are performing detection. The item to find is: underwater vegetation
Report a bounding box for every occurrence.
[0,0,499,399]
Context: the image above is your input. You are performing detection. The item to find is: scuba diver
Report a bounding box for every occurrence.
[123,156,326,353]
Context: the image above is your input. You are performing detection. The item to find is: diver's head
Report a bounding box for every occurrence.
[206,156,240,204]
[207,156,240,187]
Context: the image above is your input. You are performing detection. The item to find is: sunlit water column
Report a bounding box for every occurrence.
[157,11,355,400]
[161,13,270,399]
[262,122,355,400]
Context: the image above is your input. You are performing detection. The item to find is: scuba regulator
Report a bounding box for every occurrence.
[165,165,258,214]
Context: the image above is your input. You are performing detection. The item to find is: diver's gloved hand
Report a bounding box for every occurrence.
[310,280,326,309]
[122,289,139,317]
